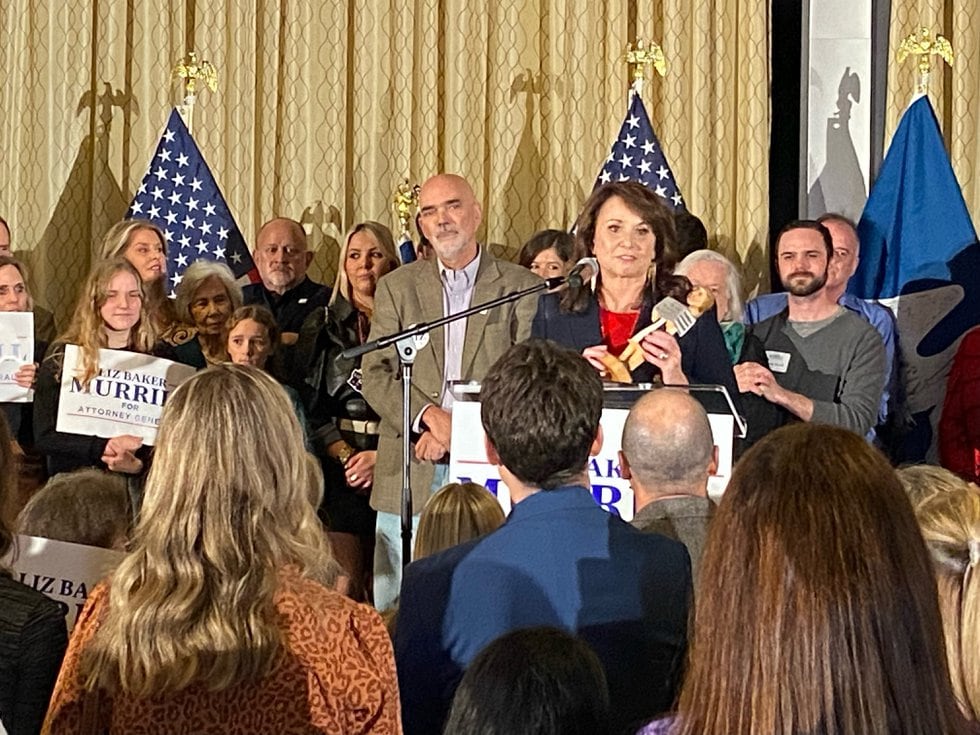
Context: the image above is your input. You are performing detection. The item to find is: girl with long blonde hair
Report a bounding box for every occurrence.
[43,364,400,734]
[33,258,156,476]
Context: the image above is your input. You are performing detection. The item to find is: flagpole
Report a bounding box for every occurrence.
[172,52,218,136]
[392,180,420,263]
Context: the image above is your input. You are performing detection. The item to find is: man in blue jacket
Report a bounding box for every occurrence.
[394,339,692,735]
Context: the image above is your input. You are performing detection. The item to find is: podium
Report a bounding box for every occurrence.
[449,382,744,520]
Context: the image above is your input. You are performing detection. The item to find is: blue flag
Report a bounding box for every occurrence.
[128,109,256,297]
[850,95,980,461]
[594,93,685,211]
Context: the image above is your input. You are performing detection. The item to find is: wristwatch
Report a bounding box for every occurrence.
[336,444,355,465]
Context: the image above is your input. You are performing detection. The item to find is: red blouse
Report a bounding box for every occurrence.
[599,306,641,355]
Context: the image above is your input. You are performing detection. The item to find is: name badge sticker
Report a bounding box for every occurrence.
[766,351,791,374]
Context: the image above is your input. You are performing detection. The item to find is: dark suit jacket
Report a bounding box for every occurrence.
[632,495,716,591]
[361,250,540,515]
[241,276,330,334]
[394,485,692,735]
[531,290,739,398]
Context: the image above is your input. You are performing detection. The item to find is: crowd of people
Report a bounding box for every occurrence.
[0,172,978,734]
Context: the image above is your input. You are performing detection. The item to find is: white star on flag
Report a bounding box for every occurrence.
[592,93,685,210]
[125,109,255,296]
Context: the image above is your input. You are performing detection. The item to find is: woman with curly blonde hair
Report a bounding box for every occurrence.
[33,258,157,476]
[98,219,176,332]
[914,487,980,721]
[43,364,400,734]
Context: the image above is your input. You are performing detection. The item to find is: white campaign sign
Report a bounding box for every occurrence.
[4,535,124,630]
[450,401,734,520]
[56,346,196,445]
[0,312,34,403]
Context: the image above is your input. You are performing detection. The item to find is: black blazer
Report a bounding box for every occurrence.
[532,290,739,397]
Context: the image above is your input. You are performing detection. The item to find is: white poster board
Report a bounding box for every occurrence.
[4,535,124,630]
[0,312,34,403]
[450,401,734,521]
[56,346,196,445]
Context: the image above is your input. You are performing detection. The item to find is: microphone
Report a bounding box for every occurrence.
[565,257,599,288]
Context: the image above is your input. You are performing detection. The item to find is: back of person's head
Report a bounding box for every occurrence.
[621,389,714,495]
[414,482,505,560]
[898,464,977,507]
[673,210,709,260]
[17,469,130,550]
[480,339,602,490]
[673,424,967,735]
[0,412,15,563]
[443,627,611,735]
[81,363,332,697]
[913,488,980,720]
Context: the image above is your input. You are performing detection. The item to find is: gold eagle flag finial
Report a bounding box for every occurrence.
[897,27,954,96]
[624,39,666,99]
[392,180,421,240]
[172,52,218,133]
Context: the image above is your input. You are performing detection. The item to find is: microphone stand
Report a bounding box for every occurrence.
[342,273,570,571]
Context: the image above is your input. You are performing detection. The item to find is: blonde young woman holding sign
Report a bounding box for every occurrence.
[33,259,157,477]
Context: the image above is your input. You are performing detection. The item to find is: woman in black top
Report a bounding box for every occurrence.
[0,412,67,735]
[297,222,399,602]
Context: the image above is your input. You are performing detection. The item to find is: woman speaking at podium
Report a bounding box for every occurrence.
[531,181,736,394]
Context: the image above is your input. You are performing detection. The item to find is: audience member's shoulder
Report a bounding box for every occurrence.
[378,258,432,288]
[837,307,886,340]
[276,570,389,647]
[405,536,483,582]
[492,255,542,285]
[241,282,264,302]
[0,573,68,628]
[622,518,691,563]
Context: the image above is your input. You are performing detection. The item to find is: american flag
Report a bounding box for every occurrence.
[594,92,685,211]
[127,108,255,296]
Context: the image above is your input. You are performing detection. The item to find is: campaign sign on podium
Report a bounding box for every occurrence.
[56,346,196,445]
[4,536,124,630]
[449,383,736,520]
[0,312,34,403]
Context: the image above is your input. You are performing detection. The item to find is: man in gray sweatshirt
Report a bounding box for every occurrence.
[735,220,886,438]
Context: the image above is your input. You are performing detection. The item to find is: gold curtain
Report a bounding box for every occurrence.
[886,0,980,219]
[0,1,771,325]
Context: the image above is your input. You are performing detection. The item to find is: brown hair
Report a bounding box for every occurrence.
[913,488,980,720]
[226,305,281,356]
[562,181,688,313]
[517,229,581,269]
[18,469,131,550]
[480,340,602,490]
[773,219,833,261]
[414,482,505,560]
[672,424,968,735]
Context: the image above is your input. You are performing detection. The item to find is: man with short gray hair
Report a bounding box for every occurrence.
[621,388,717,588]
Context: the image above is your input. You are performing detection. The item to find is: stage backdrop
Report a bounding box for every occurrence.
[0,1,769,327]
